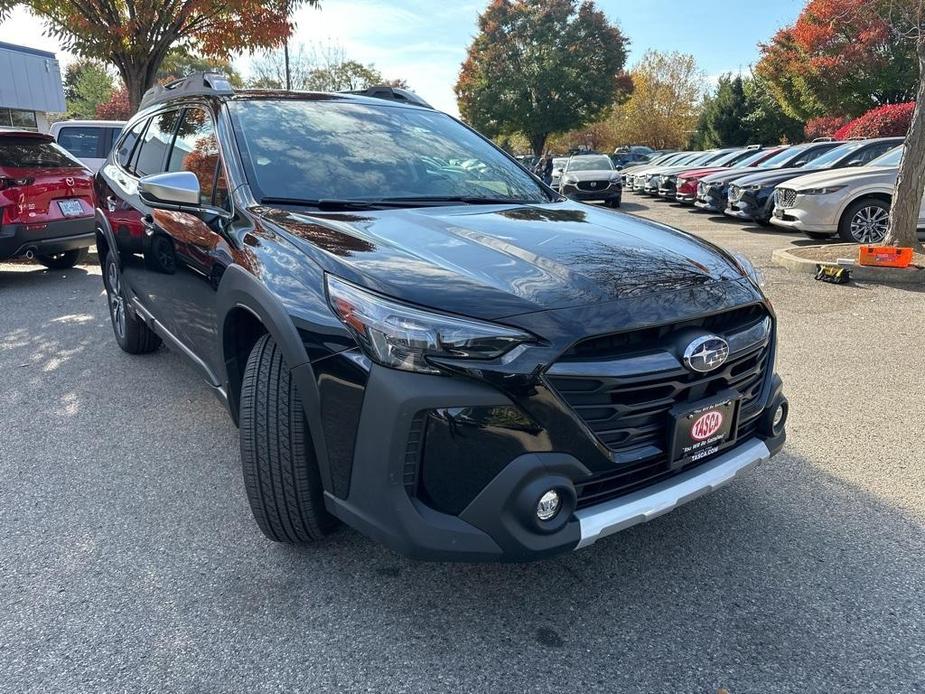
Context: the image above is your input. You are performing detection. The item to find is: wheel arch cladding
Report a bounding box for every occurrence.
[95,208,119,264]
[216,264,334,492]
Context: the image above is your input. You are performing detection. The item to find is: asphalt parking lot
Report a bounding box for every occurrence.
[1,198,923,693]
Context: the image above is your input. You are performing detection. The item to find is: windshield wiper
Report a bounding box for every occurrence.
[259,196,551,211]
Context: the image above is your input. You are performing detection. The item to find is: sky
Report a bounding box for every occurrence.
[0,0,804,116]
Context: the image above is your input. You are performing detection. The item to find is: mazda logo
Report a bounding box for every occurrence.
[683,335,729,373]
[590,181,598,187]
[65,177,74,187]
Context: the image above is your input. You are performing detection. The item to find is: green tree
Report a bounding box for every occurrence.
[691,74,750,148]
[63,60,114,119]
[741,75,804,145]
[455,0,631,155]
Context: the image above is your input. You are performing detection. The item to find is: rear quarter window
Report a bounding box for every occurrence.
[0,137,83,169]
[56,127,106,159]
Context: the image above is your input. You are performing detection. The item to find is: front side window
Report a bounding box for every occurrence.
[167,108,228,206]
[869,146,903,167]
[565,156,614,172]
[116,120,146,168]
[0,136,83,168]
[134,110,180,177]
[229,99,552,204]
[57,127,105,159]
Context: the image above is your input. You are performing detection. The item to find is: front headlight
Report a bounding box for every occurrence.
[800,186,845,195]
[745,184,764,191]
[562,175,579,185]
[609,172,622,182]
[326,276,534,374]
[733,253,763,288]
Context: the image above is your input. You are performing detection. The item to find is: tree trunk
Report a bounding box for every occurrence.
[884,36,925,253]
[530,132,548,156]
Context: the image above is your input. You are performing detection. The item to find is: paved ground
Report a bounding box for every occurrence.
[1,197,923,693]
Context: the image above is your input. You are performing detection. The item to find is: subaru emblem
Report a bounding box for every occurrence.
[683,335,729,373]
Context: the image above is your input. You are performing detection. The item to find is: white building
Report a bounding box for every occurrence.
[0,41,66,133]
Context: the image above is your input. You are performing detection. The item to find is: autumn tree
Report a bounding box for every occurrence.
[756,0,917,120]
[0,0,317,112]
[456,0,631,155]
[606,51,702,150]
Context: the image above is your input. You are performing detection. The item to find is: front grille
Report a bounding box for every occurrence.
[545,305,772,508]
[776,188,797,208]
[577,180,611,192]
[697,182,706,196]
[728,184,743,202]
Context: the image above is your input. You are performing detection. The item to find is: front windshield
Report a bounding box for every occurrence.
[737,148,776,167]
[754,148,789,168]
[566,155,614,172]
[869,146,903,167]
[802,142,865,170]
[230,99,552,203]
[552,157,567,169]
[711,149,752,167]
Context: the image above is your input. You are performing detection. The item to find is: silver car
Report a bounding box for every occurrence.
[770,146,925,243]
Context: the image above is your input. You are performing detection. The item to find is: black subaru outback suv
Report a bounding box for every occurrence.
[95,74,787,561]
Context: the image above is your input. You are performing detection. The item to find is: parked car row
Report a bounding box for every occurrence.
[623,137,915,243]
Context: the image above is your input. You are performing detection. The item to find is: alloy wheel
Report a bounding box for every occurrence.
[849,205,889,243]
[106,259,126,340]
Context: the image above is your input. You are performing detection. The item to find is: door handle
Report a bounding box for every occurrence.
[105,195,118,212]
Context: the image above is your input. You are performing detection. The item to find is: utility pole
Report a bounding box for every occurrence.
[283,0,292,90]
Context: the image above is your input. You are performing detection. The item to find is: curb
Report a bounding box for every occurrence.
[772,246,925,285]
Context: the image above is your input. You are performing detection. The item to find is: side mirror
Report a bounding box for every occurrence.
[138,171,201,211]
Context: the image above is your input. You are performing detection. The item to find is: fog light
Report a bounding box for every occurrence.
[537,490,561,521]
[773,405,785,429]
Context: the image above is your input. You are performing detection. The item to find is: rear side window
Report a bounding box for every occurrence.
[134,110,180,177]
[166,108,228,207]
[0,137,83,168]
[56,126,106,159]
[855,142,895,164]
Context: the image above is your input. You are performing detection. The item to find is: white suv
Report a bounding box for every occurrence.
[770,146,925,243]
[50,120,126,173]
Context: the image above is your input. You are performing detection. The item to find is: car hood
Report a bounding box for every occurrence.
[264,201,748,320]
[700,167,766,184]
[676,166,728,180]
[782,166,898,191]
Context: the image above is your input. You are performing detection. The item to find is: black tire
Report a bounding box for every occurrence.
[103,252,161,354]
[805,231,834,240]
[838,197,890,243]
[240,334,335,543]
[754,214,771,227]
[36,248,86,269]
[606,197,621,208]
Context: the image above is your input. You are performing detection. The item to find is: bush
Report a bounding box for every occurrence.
[804,115,848,141]
[833,102,915,139]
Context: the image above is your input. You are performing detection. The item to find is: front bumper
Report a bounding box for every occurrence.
[322,343,788,562]
[694,186,727,212]
[561,183,621,203]
[769,196,840,233]
[0,216,95,261]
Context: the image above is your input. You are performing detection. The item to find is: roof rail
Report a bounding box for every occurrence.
[344,86,433,109]
[811,136,834,142]
[846,135,868,141]
[744,144,762,149]
[140,72,235,110]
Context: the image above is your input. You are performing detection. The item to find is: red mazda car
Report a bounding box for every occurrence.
[0,131,95,269]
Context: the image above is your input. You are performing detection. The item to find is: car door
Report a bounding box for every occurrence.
[148,105,233,378]
[102,109,182,331]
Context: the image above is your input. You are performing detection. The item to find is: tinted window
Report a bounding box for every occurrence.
[230,100,551,203]
[167,108,227,206]
[57,126,105,159]
[789,144,838,167]
[117,120,146,168]
[134,110,180,177]
[0,137,83,168]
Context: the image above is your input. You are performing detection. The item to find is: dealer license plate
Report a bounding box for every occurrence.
[668,393,739,468]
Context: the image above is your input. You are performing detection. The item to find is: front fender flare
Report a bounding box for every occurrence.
[216,263,333,493]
